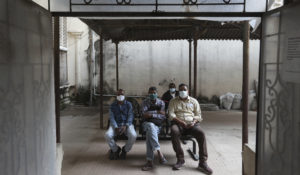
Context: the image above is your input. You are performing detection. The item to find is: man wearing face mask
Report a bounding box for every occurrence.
[161,83,179,135]
[162,83,179,111]
[105,89,137,160]
[168,84,213,174]
[141,86,167,171]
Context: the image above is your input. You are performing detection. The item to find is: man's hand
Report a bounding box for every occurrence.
[179,122,187,128]
[119,126,127,135]
[114,127,120,135]
[174,118,187,128]
[143,113,152,119]
[186,120,197,129]
[157,110,165,115]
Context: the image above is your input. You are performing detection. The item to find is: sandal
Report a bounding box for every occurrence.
[159,157,168,164]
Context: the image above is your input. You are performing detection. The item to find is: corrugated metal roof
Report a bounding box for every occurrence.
[81,19,260,42]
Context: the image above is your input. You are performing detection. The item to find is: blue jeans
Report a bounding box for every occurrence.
[105,125,137,152]
[143,122,161,161]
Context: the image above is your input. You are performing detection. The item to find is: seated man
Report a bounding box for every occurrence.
[168,84,213,174]
[161,83,179,111]
[141,86,167,171]
[105,89,137,160]
[161,83,179,134]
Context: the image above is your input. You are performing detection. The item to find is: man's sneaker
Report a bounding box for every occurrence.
[172,159,185,170]
[198,162,213,175]
[119,146,127,160]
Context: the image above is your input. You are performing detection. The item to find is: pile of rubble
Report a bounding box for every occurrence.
[198,80,258,111]
[219,91,257,111]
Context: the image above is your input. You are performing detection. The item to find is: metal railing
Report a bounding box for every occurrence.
[68,0,247,13]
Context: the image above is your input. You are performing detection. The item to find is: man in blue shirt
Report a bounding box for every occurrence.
[141,86,167,171]
[105,89,137,160]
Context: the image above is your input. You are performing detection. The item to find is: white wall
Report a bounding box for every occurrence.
[101,40,260,98]
[67,17,91,88]
[197,40,260,97]
[0,1,56,175]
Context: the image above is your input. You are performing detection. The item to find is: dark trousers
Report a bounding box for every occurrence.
[171,122,208,162]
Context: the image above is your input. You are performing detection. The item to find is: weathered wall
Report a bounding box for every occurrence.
[67,17,93,88]
[0,1,56,175]
[101,40,260,98]
[197,40,260,97]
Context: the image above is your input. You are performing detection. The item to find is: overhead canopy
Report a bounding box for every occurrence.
[81,18,261,42]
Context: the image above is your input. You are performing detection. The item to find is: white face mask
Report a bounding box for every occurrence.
[170,88,176,93]
[179,91,188,98]
[117,95,125,101]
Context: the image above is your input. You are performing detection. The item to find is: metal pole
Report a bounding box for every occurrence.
[54,17,60,143]
[99,36,104,129]
[89,29,94,105]
[255,17,264,175]
[193,37,198,97]
[188,39,192,94]
[116,42,119,91]
[48,0,50,11]
[242,21,250,148]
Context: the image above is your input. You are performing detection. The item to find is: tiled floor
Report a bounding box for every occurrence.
[61,109,257,175]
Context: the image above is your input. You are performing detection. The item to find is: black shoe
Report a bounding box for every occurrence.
[198,162,213,175]
[172,159,185,170]
[110,147,121,160]
[109,150,114,160]
[119,146,127,160]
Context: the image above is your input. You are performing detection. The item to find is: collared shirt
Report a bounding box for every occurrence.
[171,93,175,98]
[168,96,202,123]
[141,98,166,120]
[109,100,134,128]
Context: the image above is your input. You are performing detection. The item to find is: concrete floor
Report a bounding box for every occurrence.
[60,108,257,175]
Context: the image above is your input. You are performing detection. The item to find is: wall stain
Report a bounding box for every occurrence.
[103,80,115,94]
[158,78,176,87]
[107,64,115,69]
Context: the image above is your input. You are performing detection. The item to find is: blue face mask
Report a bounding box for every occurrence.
[149,93,157,100]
